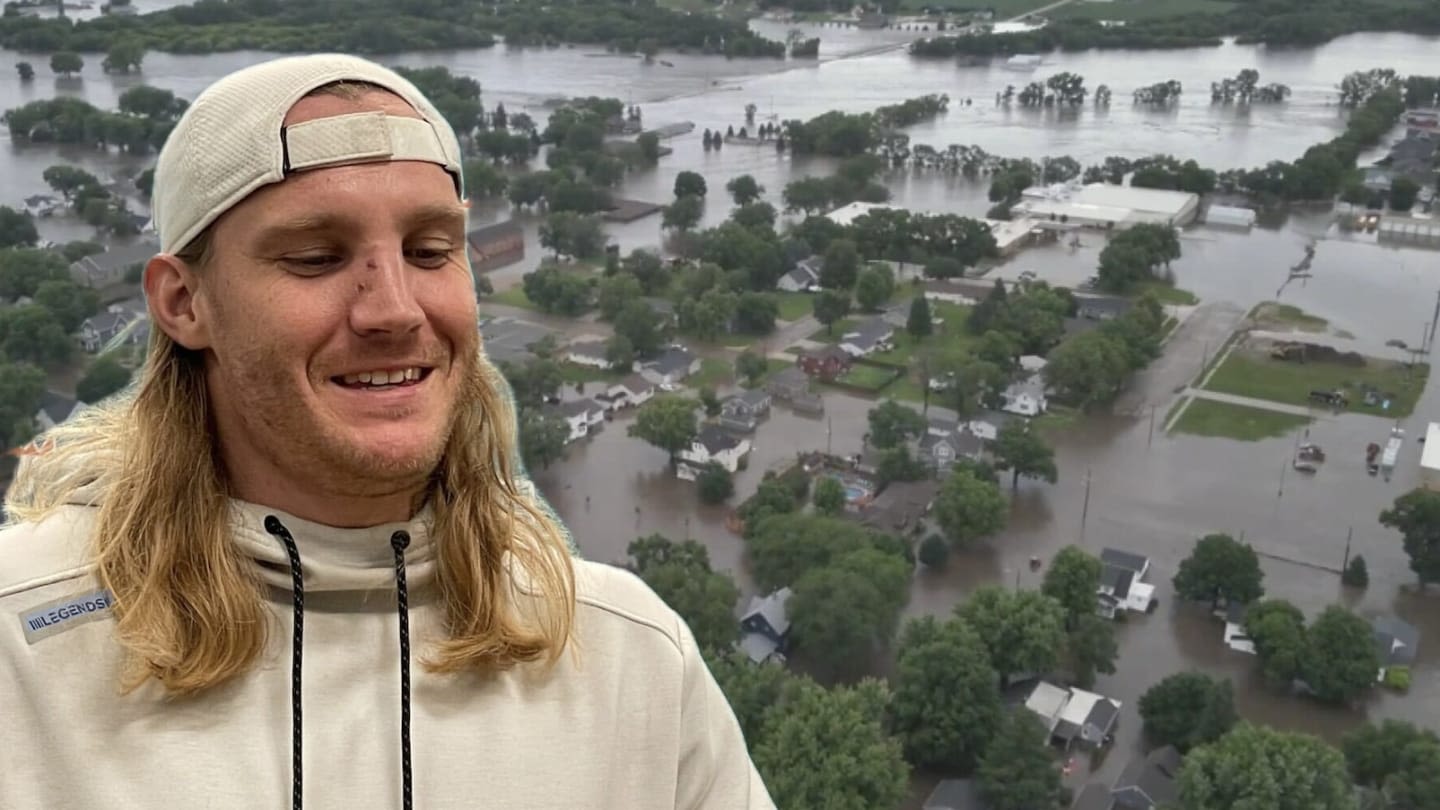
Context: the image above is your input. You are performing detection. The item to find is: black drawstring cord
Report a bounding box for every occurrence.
[264,515,305,810]
[390,530,414,810]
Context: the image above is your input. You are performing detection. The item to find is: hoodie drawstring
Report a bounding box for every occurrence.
[263,516,305,810]
[390,530,414,810]
[264,517,415,810]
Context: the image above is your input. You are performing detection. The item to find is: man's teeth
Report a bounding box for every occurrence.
[341,368,422,386]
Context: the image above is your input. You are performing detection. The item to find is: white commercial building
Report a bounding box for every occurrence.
[1421,422,1440,490]
[824,201,894,226]
[825,202,1042,256]
[1014,182,1200,230]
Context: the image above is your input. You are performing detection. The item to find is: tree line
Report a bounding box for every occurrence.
[909,0,1440,58]
[0,0,785,58]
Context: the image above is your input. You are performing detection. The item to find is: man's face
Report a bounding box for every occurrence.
[190,91,478,496]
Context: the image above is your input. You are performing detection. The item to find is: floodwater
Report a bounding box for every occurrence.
[4,15,1440,800]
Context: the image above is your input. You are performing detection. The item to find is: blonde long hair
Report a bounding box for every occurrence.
[6,277,576,696]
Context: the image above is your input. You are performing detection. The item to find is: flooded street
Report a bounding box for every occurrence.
[4,14,1440,798]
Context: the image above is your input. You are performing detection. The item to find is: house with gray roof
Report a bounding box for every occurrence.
[839,317,895,358]
[1372,615,1419,679]
[719,389,772,432]
[1097,548,1155,619]
[638,346,700,387]
[776,256,822,292]
[1023,680,1122,750]
[1002,372,1049,417]
[738,587,792,664]
[923,778,987,810]
[480,316,554,365]
[35,391,87,432]
[79,309,139,353]
[1111,745,1183,810]
[69,240,158,288]
[677,424,751,478]
[564,339,611,369]
[549,398,606,443]
[597,373,655,411]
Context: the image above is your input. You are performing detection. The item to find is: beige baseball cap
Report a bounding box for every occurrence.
[152,53,465,255]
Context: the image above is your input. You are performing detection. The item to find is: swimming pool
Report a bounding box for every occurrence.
[826,473,874,504]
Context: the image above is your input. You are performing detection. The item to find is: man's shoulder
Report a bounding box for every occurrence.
[0,506,96,601]
[572,559,685,654]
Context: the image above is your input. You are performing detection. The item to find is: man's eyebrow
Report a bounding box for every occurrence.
[253,204,467,249]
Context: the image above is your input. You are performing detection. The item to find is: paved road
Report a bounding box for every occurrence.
[1113,301,1247,416]
[1183,388,1328,418]
[1001,0,1074,23]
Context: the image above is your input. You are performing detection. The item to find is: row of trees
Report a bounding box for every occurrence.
[3,84,187,156]
[0,0,786,58]
[779,95,949,158]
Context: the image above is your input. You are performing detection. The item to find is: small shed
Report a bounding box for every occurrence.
[1203,204,1257,230]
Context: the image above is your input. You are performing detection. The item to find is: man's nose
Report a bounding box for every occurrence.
[349,249,425,336]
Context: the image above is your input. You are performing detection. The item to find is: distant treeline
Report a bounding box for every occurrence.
[0,0,786,58]
[910,0,1440,58]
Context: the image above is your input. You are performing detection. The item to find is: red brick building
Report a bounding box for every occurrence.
[466,220,525,274]
[797,345,853,380]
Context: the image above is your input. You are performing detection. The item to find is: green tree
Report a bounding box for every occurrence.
[726,174,763,206]
[992,421,1057,490]
[1245,598,1308,687]
[516,407,568,471]
[853,264,895,312]
[673,170,707,199]
[744,513,893,595]
[33,279,100,333]
[627,396,698,465]
[697,386,721,418]
[918,534,949,568]
[933,468,1007,548]
[820,239,860,290]
[460,158,508,199]
[1380,489,1440,584]
[1343,720,1440,803]
[75,355,132,403]
[696,461,735,505]
[522,265,592,316]
[1139,672,1237,752]
[730,201,777,232]
[752,679,909,810]
[1043,330,1131,409]
[1343,554,1369,587]
[957,586,1065,681]
[978,711,1062,810]
[1041,545,1101,627]
[1178,724,1352,810]
[50,52,83,77]
[101,40,144,74]
[16,62,34,81]
[596,272,644,322]
[812,476,846,515]
[812,289,850,335]
[866,400,925,450]
[0,361,47,447]
[41,165,102,204]
[782,176,833,214]
[906,294,932,339]
[627,535,739,652]
[604,334,634,372]
[1173,533,1264,609]
[788,547,911,679]
[613,300,664,359]
[733,292,778,335]
[1066,613,1118,688]
[0,305,73,369]
[1389,177,1421,211]
[662,194,703,232]
[1302,605,1379,704]
[735,351,768,387]
[636,132,661,164]
[707,650,797,745]
[538,212,606,258]
[891,616,1003,772]
[0,207,38,250]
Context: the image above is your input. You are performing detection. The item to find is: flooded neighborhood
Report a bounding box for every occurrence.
[3,0,1440,806]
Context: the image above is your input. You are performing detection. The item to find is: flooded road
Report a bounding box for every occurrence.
[3,14,1440,799]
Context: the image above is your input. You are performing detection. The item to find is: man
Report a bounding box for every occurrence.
[0,54,774,809]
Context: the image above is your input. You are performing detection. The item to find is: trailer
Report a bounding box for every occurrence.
[1422,423,1440,491]
[1382,427,1405,482]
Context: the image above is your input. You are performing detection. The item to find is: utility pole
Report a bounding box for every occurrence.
[1079,467,1092,544]
[1147,405,1156,448]
[826,415,833,456]
[1428,288,1440,353]
[1341,526,1353,574]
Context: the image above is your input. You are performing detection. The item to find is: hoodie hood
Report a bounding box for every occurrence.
[232,501,438,594]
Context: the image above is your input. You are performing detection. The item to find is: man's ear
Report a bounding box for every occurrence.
[144,254,211,350]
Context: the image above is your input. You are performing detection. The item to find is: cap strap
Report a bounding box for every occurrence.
[282,111,450,173]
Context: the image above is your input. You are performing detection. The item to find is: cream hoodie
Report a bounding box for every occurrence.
[0,487,775,809]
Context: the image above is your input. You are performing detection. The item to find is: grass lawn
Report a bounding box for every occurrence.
[558,364,623,385]
[810,319,858,343]
[1033,405,1081,436]
[1250,302,1328,333]
[689,357,733,390]
[1053,0,1235,21]
[834,364,899,391]
[739,358,793,388]
[1204,349,1430,418]
[1134,282,1199,306]
[1172,399,1311,442]
[487,285,537,310]
[775,292,815,322]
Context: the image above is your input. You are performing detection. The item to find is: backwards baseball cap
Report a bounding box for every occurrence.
[152,53,465,255]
